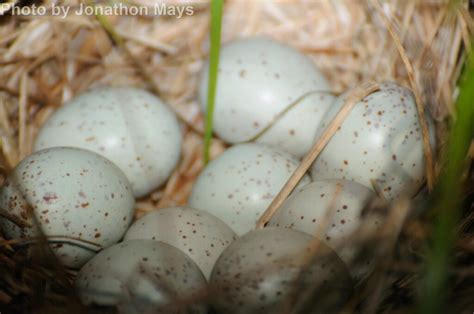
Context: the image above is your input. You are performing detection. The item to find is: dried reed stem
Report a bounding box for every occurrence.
[280,183,343,314]
[0,235,103,250]
[247,90,333,142]
[371,0,435,191]
[0,85,46,106]
[256,81,380,228]
[415,6,447,70]
[0,207,32,228]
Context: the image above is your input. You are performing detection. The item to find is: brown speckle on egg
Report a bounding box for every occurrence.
[311,82,436,201]
[189,143,310,236]
[0,147,135,268]
[75,240,206,311]
[210,228,352,313]
[123,206,236,280]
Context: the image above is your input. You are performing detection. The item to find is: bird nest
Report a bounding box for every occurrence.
[0,0,472,313]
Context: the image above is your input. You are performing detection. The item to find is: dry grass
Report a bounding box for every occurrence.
[0,0,465,211]
[257,81,380,227]
[0,0,472,312]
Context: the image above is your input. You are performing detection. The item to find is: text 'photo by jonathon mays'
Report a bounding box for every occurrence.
[0,0,472,313]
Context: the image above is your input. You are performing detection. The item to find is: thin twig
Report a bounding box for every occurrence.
[458,10,472,55]
[0,207,32,228]
[246,90,334,142]
[370,178,388,204]
[414,6,448,70]
[281,183,343,314]
[0,235,103,250]
[371,0,435,191]
[0,85,46,105]
[256,81,380,228]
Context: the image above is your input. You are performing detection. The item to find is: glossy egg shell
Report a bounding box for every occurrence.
[188,143,311,236]
[0,147,135,268]
[123,206,237,279]
[76,240,207,314]
[34,87,182,197]
[310,82,436,201]
[268,179,379,279]
[209,228,353,314]
[199,37,333,157]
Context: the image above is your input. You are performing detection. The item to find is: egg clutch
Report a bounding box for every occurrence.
[0,37,435,313]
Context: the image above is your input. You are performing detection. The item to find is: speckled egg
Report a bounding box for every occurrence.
[199,37,334,158]
[310,82,436,201]
[34,87,182,198]
[268,180,379,279]
[123,206,237,279]
[76,240,207,314]
[0,147,135,268]
[209,228,353,314]
[188,143,311,236]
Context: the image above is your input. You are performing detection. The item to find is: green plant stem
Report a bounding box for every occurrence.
[203,0,223,165]
[417,44,474,313]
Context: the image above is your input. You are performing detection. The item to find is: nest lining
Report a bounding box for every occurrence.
[0,0,472,312]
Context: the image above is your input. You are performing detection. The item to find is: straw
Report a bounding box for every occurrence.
[256,81,380,228]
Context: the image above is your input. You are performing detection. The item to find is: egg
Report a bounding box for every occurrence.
[34,87,182,198]
[310,82,436,201]
[0,147,135,268]
[188,143,311,236]
[123,206,237,279]
[268,179,379,279]
[209,228,353,314]
[75,240,207,314]
[199,37,334,158]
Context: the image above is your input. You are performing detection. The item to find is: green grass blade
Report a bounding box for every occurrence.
[203,0,224,165]
[416,42,474,314]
